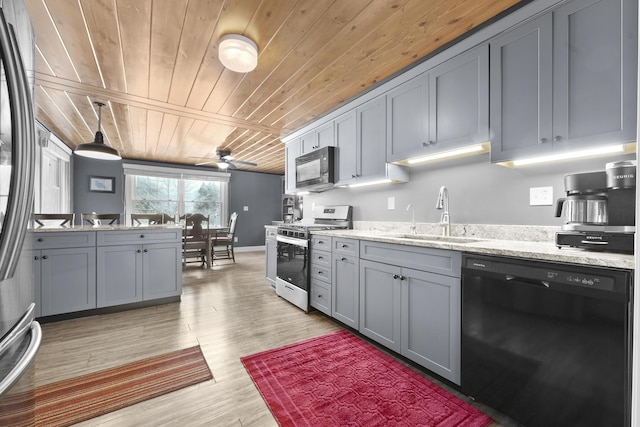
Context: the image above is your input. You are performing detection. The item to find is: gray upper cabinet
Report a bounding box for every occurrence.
[386,73,429,162]
[335,110,357,186]
[284,141,300,194]
[387,45,488,163]
[428,44,489,149]
[491,0,637,162]
[300,121,335,155]
[357,96,388,182]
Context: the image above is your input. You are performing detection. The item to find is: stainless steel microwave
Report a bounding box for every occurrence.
[295,146,335,192]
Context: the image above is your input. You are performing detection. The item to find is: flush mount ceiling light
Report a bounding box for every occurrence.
[74,102,121,161]
[218,34,258,73]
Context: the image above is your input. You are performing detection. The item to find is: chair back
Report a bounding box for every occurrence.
[160,213,176,224]
[183,213,209,241]
[131,213,165,226]
[228,212,238,235]
[82,213,120,225]
[34,213,74,227]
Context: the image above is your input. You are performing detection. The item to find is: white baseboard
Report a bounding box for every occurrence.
[235,245,265,252]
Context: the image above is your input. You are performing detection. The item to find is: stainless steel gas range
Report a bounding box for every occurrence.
[275,205,352,312]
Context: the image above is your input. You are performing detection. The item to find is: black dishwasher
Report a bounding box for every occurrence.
[461,254,632,427]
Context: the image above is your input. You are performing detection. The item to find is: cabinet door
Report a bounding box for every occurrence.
[96,244,143,307]
[359,259,401,352]
[386,73,429,162]
[315,121,334,149]
[265,237,277,287]
[401,267,461,384]
[300,131,315,154]
[284,141,300,194]
[32,252,41,317]
[142,242,182,299]
[357,96,387,181]
[490,14,553,162]
[40,247,97,316]
[332,253,359,329]
[429,44,488,149]
[335,110,357,185]
[552,0,637,148]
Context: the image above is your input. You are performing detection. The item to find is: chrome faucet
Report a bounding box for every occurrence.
[406,203,417,235]
[435,186,450,237]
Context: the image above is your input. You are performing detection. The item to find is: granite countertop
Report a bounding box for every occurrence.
[32,224,182,233]
[310,222,634,270]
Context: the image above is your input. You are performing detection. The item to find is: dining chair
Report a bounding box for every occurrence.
[81,213,120,225]
[182,213,211,268]
[212,212,238,263]
[131,213,165,226]
[33,213,75,227]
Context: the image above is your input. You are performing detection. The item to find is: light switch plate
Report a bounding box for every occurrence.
[530,186,553,206]
[387,197,395,210]
[243,206,249,211]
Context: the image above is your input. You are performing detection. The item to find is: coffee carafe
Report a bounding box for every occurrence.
[555,171,609,226]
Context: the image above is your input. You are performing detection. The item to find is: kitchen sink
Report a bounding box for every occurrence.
[385,234,485,244]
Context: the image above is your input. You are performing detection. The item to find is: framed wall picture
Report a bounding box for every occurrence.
[89,176,115,193]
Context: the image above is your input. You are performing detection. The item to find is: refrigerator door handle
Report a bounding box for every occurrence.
[0,320,41,396]
[0,11,36,281]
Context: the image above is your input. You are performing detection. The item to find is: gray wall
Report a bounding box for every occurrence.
[229,170,282,246]
[73,157,125,225]
[304,153,636,226]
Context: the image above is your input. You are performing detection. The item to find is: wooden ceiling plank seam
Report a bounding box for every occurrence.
[145,110,164,158]
[39,88,91,145]
[34,73,285,134]
[42,0,103,87]
[127,105,148,157]
[116,0,152,98]
[264,0,491,128]
[212,0,308,116]
[163,116,196,160]
[27,0,82,81]
[250,0,414,126]
[155,113,181,160]
[227,0,370,120]
[167,0,225,107]
[148,0,189,102]
[35,44,55,75]
[107,101,129,153]
[259,0,433,127]
[35,88,85,144]
[277,0,518,128]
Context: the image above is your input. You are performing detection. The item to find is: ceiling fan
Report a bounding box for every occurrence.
[195,150,258,169]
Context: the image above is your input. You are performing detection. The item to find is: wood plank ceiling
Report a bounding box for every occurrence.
[25,0,522,174]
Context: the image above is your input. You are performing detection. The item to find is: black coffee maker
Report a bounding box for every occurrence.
[555,160,635,253]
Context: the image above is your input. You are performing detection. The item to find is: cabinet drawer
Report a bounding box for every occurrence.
[33,231,96,249]
[333,237,359,257]
[311,235,332,250]
[311,250,331,267]
[265,228,277,240]
[310,279,331,315]
[360,240,461,278]
[311,264,331,283]
[96,229,182,245]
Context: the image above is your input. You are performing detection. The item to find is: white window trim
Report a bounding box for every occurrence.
[123,163,230,225]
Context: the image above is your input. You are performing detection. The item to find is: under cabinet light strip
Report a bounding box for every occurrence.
[511,145,627,166]
[406,143,488,165]
[343,179,392,188]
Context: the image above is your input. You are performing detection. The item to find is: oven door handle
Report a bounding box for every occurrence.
[276,235,308,248]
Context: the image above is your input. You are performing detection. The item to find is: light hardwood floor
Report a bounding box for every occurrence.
[34,251,515,427]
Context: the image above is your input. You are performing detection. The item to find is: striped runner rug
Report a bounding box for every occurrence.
[35,345,212,427]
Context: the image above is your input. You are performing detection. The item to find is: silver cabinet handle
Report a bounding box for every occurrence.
[0,13,36,281]
[0,321,41,395]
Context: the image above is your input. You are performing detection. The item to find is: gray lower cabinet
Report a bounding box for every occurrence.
[359,240,462,384]
[33,231,97,316]
[96,230,182,307]
[265,228,277,288]
[310,236,332,315]
[331,237,359,328]
[490,0,637,162]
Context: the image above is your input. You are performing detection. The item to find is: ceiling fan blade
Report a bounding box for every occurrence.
[231,159,258,167]
[225,161,238,169]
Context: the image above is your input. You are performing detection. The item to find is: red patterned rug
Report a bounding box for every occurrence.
[35,345,212,427]
[241,330,492,427]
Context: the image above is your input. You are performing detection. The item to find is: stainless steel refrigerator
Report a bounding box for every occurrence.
[0,0,41,425]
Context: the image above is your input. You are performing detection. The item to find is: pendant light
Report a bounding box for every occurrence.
[74,102,121,160]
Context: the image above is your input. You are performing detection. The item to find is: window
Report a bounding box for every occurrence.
[123,163,229,227]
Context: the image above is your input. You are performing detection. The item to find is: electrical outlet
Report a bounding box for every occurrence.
[388,196,395,210]
[234,237,238,243]
[530,186,553,206]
